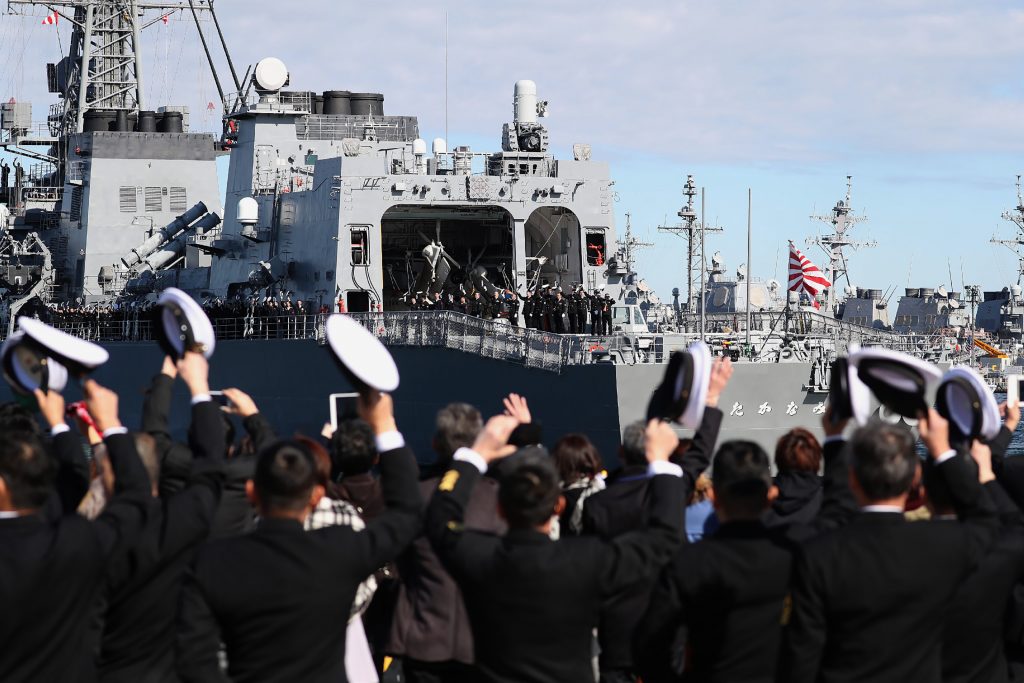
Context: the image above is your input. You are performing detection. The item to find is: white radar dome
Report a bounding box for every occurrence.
[412,138,427,155]
[254,57,289,92]
[237,197,259,225]
[432,138,447,155]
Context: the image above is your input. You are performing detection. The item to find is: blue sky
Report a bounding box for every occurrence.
[4,0,1024,305]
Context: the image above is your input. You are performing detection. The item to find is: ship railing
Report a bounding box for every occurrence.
[295,115,420,143]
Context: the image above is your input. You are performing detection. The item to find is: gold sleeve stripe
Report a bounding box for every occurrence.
[439,470,460,492]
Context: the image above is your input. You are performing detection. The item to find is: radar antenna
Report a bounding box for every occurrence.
[991,174,1024,285]
[618,212,653,276]
[807,175,877,313]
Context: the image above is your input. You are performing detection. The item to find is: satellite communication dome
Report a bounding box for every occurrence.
[254,57,289,93]
[938,285,948,298]
[432,138,447,155]
[412,138,428,155]
[1013,284,1023,298]
[237,197,259,225]
[844,285,856,296]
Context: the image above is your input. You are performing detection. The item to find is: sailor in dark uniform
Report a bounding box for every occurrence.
[591,290,604,335]
[602,293,615,335]
[552,291,569,334]
[530,290,544,329]
[468,291,484,318]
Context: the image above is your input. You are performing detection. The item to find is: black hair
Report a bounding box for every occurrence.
[254,440,319,512]
[850,420,917,501]
[498,453,562,529]
[712,440,772,519]
[330,418,377,478]
[922,453,976,514]
[0,431,55,509]
[0,402,42,437]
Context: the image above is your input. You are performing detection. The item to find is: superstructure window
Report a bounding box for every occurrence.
[169,187,187,212]
[586,232,606,266]
[119,186,137,212]
[351,228,368,265]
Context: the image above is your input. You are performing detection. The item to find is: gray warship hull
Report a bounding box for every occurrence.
[0,336,825,463]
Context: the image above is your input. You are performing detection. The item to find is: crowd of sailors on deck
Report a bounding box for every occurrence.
[3,305,1024,683]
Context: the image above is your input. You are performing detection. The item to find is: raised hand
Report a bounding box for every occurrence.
[176,352,210,397]
[645,419,680,463]
[222,388,259,418]
[33,388,65,429]
[1000,401,1021,433]
[502,393,532,423]
[918,408,951,459]
[160,355,178,379]
[358,390,398,435]
[822,403,849,438]
[969,441,996,484]
[83,379,121,433]
[706,357,733,408]
[472,415,520,463]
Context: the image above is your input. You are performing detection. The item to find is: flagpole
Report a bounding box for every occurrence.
[700,186,706,343]
[746,188,752,350]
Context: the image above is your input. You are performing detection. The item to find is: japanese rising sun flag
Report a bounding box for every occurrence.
[788,241,831,309]
[41,10,58,25]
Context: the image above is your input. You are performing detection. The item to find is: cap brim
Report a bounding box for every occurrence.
[939,366,1000,442]
[680,341,711,429]
[851,348,941,418]
[18,316,109,373]
[1,331,69,394]
[157,287,216,358]
[325,314,400,392]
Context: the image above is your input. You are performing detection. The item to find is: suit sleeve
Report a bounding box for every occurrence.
[633,556,687,683]
[940,453,998,567]
[176,566,229,683]
[141,373,192,496]
[163,401,226,559]
[348,444,422,575]
[50,428,90,515]
[425,460,501,581]
[598,473,686,597]
[93,432,157,558]
[991,428,1024,511]
[242,412,277,453]
[780,545,828,683]
[680,407,722,488]
[813,439,858,532]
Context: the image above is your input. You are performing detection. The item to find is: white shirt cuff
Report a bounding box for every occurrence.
[102,426,129,438]
[934,449,957,464]
[648,460,684,478]
[453,447,487,474]
[50,423,70,436]
[191,394,211,405]
[375,430,405,453]
[823,435,846,445]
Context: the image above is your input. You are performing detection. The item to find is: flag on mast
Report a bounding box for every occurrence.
[788,241,831,309]
[41,10,58,25]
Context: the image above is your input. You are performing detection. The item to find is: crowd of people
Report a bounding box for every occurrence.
[404,284,617,334]
[2,335,1024,683]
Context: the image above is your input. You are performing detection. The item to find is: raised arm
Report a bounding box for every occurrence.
[347,392,423,574]
[222,388,277,452]
[678,358,732,486]
[425,415,518,579]
[85,379,157,558]
[142,358,192,496]
[35,388,90,516]
[599,420,687,597]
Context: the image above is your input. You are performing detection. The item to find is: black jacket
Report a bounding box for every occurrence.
[580,407,723,672]
[175,441,421,683]
[781,452,998,683]
[426,460,686,683]
[97,400,226,683]
[940,479,1024,683]
[763,470,822,529]
[388,475,505,664]
[634,438,855,683]
[0,432,153,682]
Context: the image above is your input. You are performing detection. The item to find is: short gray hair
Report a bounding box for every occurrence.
[620,420,647,467]
[434,403,483,462]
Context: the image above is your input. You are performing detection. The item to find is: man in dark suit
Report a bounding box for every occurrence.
[0,380,154,682]
[426,412,687,683]
[389,401,505,683]
[781,410,998,683]
[582,358,731,683]
[97,351,226,683]
[924,439,1024,683]
[634,407,857,683]
[175,391,421,683]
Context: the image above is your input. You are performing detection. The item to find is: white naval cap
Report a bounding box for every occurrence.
[156,287,216,359]
[325,314,400,393]
[849,347,942,419]
[646,340,712,430]
[936,366,1000,445]
[1,317,109,394]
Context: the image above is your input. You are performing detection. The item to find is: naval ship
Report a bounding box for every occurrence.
[0,1,991,459]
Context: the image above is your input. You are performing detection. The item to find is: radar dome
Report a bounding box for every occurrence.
[1013,284,1023,298]
[432,138,447,155]
[254,58,289,93]
[237,197,259,225]
[412,138,427,155]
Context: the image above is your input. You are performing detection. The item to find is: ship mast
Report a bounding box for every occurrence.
[992,175,1024,285]
[658,174,721,314]
[807,176,876,314]
[619,212,652,276]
